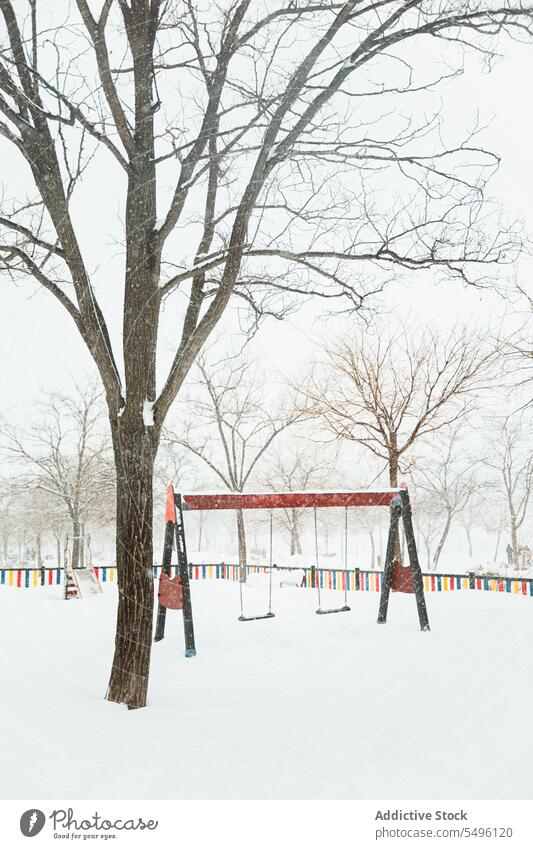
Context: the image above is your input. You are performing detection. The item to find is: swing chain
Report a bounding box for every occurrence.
[314,507,321,609]
[239,570,245,617]
[344,505,349,605]
[239,509,275,621]
[315,505,350,613]
[268,511,274,614]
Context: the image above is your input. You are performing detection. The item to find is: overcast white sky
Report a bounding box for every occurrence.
[0,27,531,418]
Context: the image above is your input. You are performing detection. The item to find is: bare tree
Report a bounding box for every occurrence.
[455,488,498,564]
[500,284,533,408]
[301,326,496,561]
[302,326,496,488]
[0,2,529,707]
[0,474,66,565]
[457,502,477,561]
[265,445,336,556]
[485,508,507,567]
[166,354,298,579]
[0,478,17,562]
[49,509,67,569]
[154,437,211,553]
[348,507,384,569]
[482,416,533,567]
[0,384,114,568]
[414,428,479,569]
[21,483,59,568]
[413,494,443,570]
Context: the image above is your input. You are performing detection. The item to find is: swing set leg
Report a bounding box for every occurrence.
[154,519,174,642]
[154,490,197,655]
[400,489,430,632]
[377,498,401,625]
[377,492,430,631]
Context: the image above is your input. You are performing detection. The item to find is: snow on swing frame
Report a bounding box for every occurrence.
[153,484,430,655]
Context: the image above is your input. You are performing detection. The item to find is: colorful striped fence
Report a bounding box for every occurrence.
[0,566,116,587]
[1,564,533,597]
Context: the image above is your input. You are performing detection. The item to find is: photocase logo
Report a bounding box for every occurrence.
[20,809,46,838]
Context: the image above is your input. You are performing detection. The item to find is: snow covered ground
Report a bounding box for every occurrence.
[1,576,533,800]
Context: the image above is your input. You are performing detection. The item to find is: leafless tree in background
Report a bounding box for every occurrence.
[153,438,196,545]
[0,474,67,565]
[0,1,530,706]
[0,478,17,562]
[301,327,496,482]
[349,507,385,570]
[166,354,299,579]
[154,437,213,555]
[301,326,496,559]
[48,510,67,569]
[411,494,442,570]
[265,445,336,556]
[22,484,58,568]
[488,511,508,566]
[501,284,533,407]
[0,384,114,568]
[414,428,479,569]
[456,498,481,561]
[482,416,533,567]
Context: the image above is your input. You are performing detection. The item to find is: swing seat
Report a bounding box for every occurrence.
[316,604,351,615]
[238,612,275,622]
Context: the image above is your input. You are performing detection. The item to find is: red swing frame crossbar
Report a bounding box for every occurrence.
[162,483,430,632]
[179,490,401,512]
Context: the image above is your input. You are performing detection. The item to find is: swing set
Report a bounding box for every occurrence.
[153,485,430,654]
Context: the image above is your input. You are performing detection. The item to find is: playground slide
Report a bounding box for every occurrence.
[74,567,103,596]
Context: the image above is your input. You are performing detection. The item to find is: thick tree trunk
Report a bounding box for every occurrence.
[105,4,161,710]
[36,534,42,569]
[389,446,402,562]
[389,452,399,488]
[56,537,61,569]
[106,427,156,710]
[236,508,247,582]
